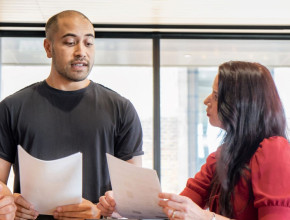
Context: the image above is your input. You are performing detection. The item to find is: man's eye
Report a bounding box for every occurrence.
[65,42,75,46]
[86,42,94,47]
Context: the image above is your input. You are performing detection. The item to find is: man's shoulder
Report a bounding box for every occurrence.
[2,81,43,103]
[92,82,118,94]
[15,81,42,93]
[91,82,128,101]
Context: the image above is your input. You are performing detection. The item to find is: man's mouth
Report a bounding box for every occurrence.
[71,62,88,67]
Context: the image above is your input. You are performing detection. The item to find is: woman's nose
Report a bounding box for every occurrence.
[204,95,211,105]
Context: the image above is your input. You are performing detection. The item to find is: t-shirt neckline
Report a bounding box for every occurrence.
[42,80,93,95]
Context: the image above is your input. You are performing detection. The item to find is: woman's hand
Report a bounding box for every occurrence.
[158,192,212,220]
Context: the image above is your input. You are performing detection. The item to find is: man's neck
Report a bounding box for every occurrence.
[46,76,90,91]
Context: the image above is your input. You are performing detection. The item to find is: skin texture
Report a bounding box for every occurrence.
[0,182,16,220]
[203,74,223,129]
[44,13,95,91]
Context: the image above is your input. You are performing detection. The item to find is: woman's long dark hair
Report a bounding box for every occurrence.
[210,61,287,217]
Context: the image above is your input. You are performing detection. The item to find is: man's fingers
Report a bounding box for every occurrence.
[56,199,96,213]
[98,196,114,210]
[97,191,116,217]
[96,203,113,216]
[54,199,100,220]
[0,194,17,220]
[105,191,113,197]
[13,194,33,210]
[13,194,38,219]
[54,211,85,218]
[0,203,16,215]
[104,191,115,207]
[0,196,14,209]
[16,205,38,217]
[54,210,99,219]
[0,212,15,220]
[16,210,37,220]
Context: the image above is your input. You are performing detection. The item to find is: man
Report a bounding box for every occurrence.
[0,182,16,220]
[0,10,143,220]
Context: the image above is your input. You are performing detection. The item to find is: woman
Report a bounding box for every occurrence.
[159,61,290,219]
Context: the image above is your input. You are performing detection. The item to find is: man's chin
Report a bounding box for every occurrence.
[66,72,90,82]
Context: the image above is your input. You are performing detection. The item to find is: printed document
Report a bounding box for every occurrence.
[106,153,167,219]
[18,145,82,215]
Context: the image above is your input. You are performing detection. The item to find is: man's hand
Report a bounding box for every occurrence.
[53,198,100,220]
[13,193,38,220]
[0,184,16,220]
[96,191,116,217]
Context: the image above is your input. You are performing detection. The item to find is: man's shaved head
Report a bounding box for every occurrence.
[45,10,94,41]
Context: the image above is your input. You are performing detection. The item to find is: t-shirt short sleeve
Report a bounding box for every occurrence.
[0,100,17,163]
[113,99,143,161]
[250,136,290,220]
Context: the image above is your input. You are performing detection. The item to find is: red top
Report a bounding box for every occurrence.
[180,136,290,220]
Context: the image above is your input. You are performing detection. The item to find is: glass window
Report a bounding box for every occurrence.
[160,39,290,194]
[273,68,290,133]
[91,39,153,169]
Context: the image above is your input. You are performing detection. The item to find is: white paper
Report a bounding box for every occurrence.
[18,145,82,215]
[106,153,167,219]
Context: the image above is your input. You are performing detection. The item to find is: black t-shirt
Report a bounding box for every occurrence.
[0,80,143,203]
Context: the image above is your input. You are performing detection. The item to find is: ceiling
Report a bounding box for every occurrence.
[1,0,290,26]
[2,0,290,68]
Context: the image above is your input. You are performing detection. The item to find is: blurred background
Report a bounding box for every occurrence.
[1,0,290,194]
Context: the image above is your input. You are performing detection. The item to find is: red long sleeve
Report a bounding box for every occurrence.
[180,136,290,220]
[180,151,217,208]
[250,136,290,220]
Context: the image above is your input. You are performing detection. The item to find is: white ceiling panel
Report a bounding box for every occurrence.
[1,0,290,25]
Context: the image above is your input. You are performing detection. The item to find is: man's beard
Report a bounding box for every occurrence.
[52,54,92,82]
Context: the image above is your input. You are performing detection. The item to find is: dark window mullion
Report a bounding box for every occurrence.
[153,36,161,179]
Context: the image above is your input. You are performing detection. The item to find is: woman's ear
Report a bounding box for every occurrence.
[43,39,52,58]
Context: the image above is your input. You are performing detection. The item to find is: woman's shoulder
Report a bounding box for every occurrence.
[250,136,290,210]
[259,136,289,147]
[249,136,290,176]
[252,136,290,161]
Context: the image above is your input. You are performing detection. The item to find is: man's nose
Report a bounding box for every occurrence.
[74,43,86,58]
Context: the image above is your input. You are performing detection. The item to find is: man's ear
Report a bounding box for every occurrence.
[43,39,52,58]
